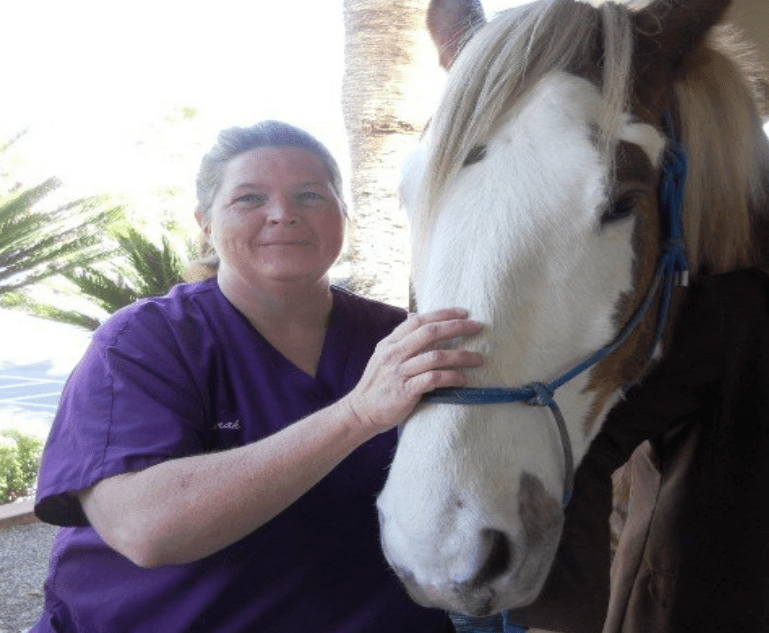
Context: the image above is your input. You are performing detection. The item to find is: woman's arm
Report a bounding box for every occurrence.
[77,308,483,568]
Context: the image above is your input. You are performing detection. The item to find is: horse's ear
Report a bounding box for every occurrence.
[427,0,486,69]
[632,0,732,82]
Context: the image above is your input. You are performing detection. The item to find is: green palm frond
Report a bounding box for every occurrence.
[61,267,139,315]
[115,227,186,297]
[0,291,101,330]
[52,226,188,321]
[0,177,123,294]
[0,130,190,329]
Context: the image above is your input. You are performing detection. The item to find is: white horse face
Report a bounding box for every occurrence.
[377,71,665,616]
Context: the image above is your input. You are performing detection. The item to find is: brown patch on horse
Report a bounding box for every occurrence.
[519,472,561,548]
[515,472,563,598]
[601,140,657,220]
[584,9,769,434]
[584,20,769,434]
[583,140,662,434]
[630,0,732,127]
[629,13,768,275]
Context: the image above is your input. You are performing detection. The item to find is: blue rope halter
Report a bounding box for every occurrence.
[421,115,689,507]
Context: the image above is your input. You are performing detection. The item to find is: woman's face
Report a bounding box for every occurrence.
[201,146,345,291]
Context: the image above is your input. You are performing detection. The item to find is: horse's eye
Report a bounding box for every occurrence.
[463,145,487,167]
[601,192,643,225]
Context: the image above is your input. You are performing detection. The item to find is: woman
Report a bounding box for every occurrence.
[31,121,484,632]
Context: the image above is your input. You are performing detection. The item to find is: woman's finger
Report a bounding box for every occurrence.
[344,309,484,433]
[399,348,484,381]
[404,367,473,396]
[387,308,472,342]
[386,313,483,361]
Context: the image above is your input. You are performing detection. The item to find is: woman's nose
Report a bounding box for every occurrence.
[266,199,299,224]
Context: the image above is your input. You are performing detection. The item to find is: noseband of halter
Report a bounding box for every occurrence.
[421,113,689,507]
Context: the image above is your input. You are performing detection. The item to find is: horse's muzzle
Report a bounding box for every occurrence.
[382,525,512,615]
[377,471,563,616]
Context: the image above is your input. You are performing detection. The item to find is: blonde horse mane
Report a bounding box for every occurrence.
[412,0,769,278]
[675,25,769,274]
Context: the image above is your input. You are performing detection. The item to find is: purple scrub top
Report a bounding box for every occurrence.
[32,279,450,632]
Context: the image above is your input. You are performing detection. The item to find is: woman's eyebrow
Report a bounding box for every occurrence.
[295,180,328,188]
[231,183,266,192]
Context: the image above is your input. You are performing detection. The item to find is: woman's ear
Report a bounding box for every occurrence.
[195,207,212,238]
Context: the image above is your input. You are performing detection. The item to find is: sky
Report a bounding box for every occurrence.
[1,1,520,210]
[2,0,349,211]
[3,1,768,203]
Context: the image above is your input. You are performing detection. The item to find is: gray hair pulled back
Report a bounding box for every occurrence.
[196,120,343,216]
[189,121,344,280]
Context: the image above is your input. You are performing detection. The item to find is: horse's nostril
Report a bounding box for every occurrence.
[470,528,513,588]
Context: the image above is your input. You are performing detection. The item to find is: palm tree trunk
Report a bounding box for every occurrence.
[342,0,442,306]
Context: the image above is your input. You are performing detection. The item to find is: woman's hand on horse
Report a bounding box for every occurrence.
[344,308,483,435]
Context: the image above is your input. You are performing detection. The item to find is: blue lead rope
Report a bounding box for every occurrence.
[655,111,690,352]
[661,111,690,278]
[421,115,689,512]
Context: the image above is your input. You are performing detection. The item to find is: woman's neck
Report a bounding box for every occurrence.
[217,271,334,376]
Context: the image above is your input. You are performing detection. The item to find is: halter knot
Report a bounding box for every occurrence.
[661,237,685,253]
[525,382,556,408]
[661,237,689,285]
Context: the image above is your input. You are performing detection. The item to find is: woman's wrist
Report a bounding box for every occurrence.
[335,392,395,442]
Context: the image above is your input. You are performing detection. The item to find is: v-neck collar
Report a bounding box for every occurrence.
[218,283,354,394]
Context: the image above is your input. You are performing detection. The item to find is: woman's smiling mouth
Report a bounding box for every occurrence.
[261,241,311,247]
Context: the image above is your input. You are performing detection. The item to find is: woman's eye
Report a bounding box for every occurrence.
[235,193,265,205]
[297,192,324,203]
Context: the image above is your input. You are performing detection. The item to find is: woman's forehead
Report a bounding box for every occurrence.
[223,146,331,187]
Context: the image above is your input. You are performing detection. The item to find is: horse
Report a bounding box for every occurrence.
[375,0,769,622]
